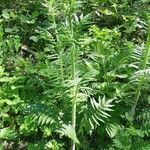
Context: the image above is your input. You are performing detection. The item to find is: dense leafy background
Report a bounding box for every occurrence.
[0,0,150,149]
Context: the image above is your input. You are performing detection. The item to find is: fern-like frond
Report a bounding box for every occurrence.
[130,69,150,84]
[131,45,144,69]
[137,108,150,137]
[132,141,150,150]
[58,124,80,144]
[87,96,114,128]
[25,102,61,127]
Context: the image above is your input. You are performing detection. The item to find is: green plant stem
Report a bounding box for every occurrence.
[131,26,150,116]
[71,45,75,79]
[59,51,64,81]
[71,45,76,129]
[68,1,78,149]
[141,33,150,69]
[71,83,78,150]
[130,0,133,7]
[52,11,64,82]
[70,22,76,150]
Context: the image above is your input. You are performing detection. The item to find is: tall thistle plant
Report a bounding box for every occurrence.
[131,22,150,116]
[46,0,79,149]
[69,1,78,149]
[45,0,64,82]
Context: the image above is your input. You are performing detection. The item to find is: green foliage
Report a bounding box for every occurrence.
[59,124,79,144]
[0,0,149,149]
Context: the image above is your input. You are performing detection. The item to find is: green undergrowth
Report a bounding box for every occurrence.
[0,0,150,149]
